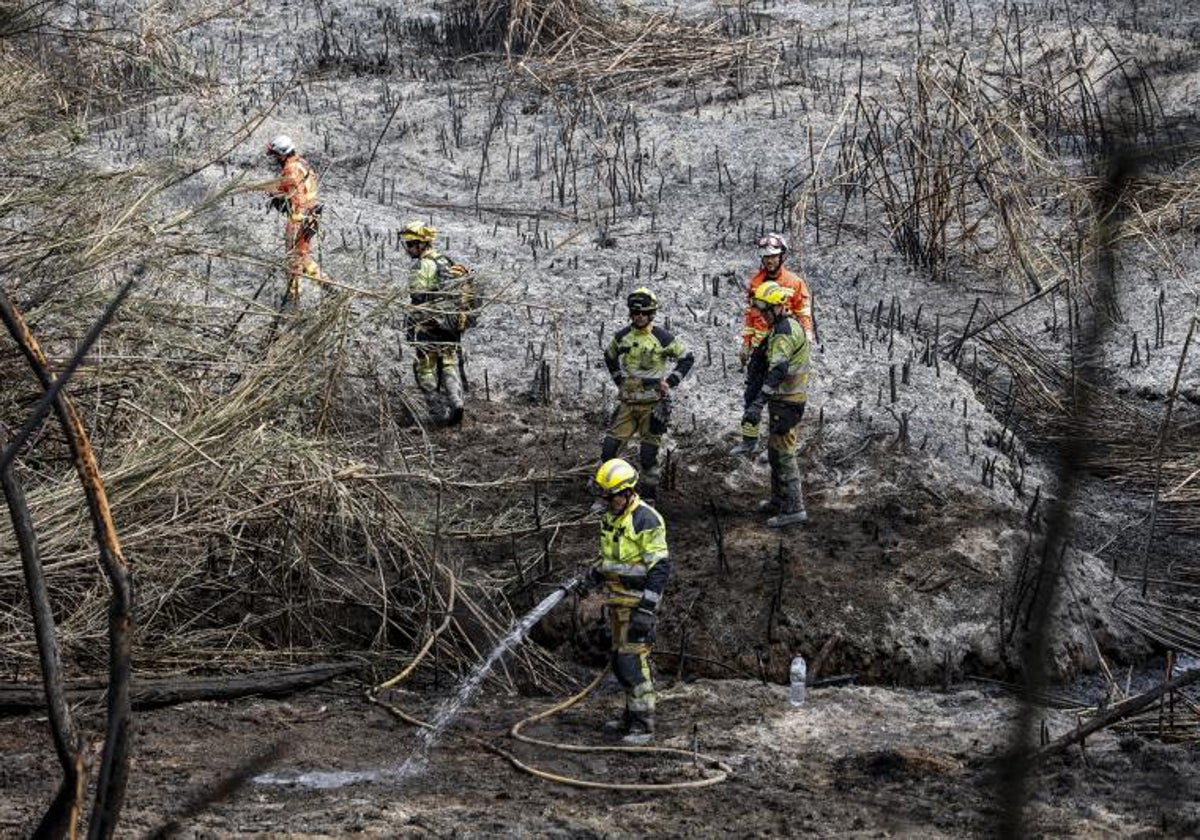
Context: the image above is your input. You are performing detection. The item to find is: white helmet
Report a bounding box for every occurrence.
[757,232,789,258]
[266,134,296,157]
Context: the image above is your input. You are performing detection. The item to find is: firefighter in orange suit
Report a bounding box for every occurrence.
[265,134,327,306]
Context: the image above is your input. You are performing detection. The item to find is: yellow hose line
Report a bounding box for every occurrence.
[503,668,731,790]
[366,569,730,791]
[367,669,730,791]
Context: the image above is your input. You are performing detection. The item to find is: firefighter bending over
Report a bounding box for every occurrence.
[600,287,694,502]
[732,232,813,456]
[264,134,327,307]
[742,281,811,528]
[402,220,475,427]
[580,458,672,745]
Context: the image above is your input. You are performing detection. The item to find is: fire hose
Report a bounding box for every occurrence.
[367,566,730,791]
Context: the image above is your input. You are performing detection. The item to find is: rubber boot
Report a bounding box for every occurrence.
[767,507,808,528]
[600,435,623,462]
[621,714,655,746]
[443,359,464,426]
[603,708,631,736]
[729,436,758,457]
[638,441,661,496]
[769,471,805,527]
[757,498,782,515]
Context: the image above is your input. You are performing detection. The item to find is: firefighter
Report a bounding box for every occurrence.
[264,135,327,307]
[742,281,810,528]
[600,287,694,502]
[731,232,813,456]
[402,220,466,426]
[581,458,671,745]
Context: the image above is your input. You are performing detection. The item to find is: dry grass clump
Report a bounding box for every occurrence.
[1,297,570,690]
[0,5,578,692]
[2,276,578,690]
[806,16,1169,292]
[800,10,1200,530]
[472,0,765,94]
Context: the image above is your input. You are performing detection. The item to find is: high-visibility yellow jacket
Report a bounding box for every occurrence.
[755,314,810,404]
[410,247,445,299]
[604,324,694,404]
[596,495,671,609]
[409,247,475,335]
[742,267,813,350]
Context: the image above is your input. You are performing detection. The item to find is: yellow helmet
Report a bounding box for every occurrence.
[400,220,437,244]
[594,458,638,495]
[627,287,659,313]
[754,280,792,307]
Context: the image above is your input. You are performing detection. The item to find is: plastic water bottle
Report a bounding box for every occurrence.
[789,655,807,706]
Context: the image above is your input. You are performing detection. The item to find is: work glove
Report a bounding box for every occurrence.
[656,379,671,398]
[737,345,750,371]
[577,566,604,597]
[742,397,765,427]
[267,195,287,213]
[627,607,657,644]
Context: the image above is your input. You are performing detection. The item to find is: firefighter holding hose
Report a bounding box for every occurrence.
[579,458,672,745]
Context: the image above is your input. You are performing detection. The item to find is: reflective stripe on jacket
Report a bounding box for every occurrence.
[742,268,813,349]
[760,315,810,403]
[597,496,671,608]
[604,324,694,404]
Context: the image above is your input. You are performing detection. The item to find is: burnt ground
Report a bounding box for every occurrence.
[4,671,1200,837]
[446,400,1148,688]
[4,400,1188,837]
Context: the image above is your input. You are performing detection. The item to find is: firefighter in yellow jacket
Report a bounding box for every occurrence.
[402,220,469,426]
[600,287,694,502]
[264,135,327,306]
[732,232,813,455]
[742,281,811,528]
[581,458,671,745]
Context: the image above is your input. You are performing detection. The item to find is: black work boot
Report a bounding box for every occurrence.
[757,497,782,515]
[621,714,655,746]
[603,709,631,736]
[729,437,757,457]
[767,506,808,528]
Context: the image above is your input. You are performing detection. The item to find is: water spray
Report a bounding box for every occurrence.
[257,573,584,790]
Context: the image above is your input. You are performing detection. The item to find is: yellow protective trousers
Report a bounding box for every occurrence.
[767,401,805,512]
[610,605,655,717]
[413,343,463,410]
[601,398,670,488]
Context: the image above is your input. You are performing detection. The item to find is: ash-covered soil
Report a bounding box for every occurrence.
[5,677,1200,837]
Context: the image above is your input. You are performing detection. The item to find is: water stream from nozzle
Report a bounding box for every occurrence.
[254,578,580,790]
